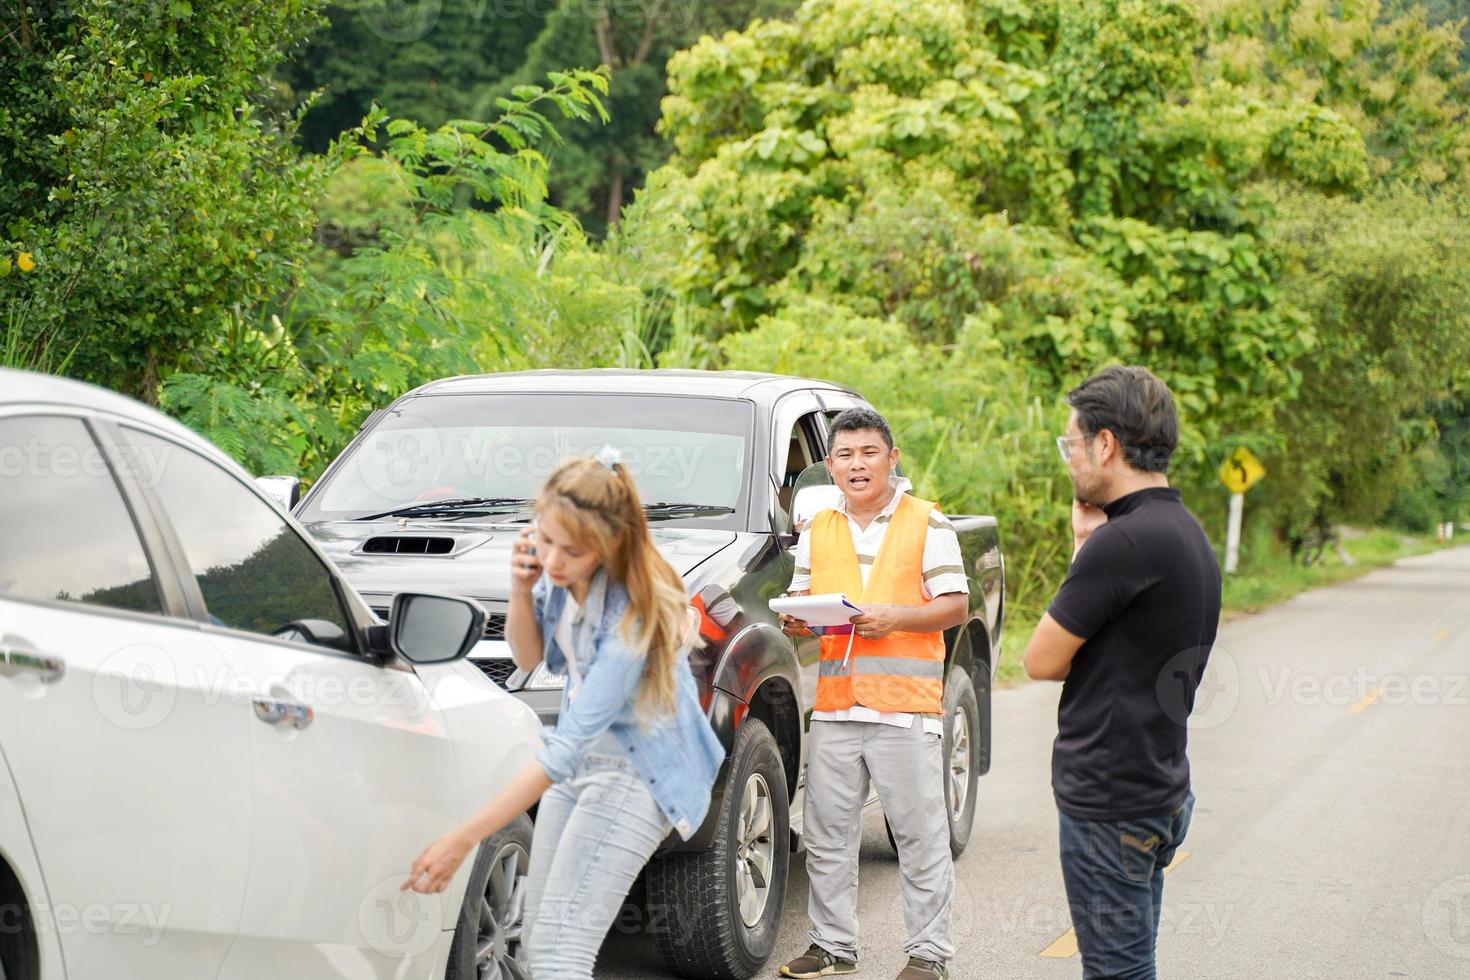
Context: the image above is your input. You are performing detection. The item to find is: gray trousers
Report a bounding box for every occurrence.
[804,717,956,963]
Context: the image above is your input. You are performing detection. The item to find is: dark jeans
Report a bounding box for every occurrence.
[1058,791,1195,980]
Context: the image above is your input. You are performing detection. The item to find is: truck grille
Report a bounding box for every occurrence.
[473,658,518,688]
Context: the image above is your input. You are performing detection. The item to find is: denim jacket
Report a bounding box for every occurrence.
[531,569,726,840]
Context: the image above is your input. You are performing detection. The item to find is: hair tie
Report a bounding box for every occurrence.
[595,445,622,470]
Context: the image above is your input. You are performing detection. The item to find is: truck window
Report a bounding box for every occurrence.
[778,415,825,524]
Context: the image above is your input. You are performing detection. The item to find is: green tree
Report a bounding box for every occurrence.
[281,0,551,152]
[280,0,803,233]
[644,0,1365,468]
[162,69,631,477]
[1422,0,1470,69]
[1260,186,1470,534]
[1,0,334,400]
[470,0,804,234]
[1198,0,1470,187]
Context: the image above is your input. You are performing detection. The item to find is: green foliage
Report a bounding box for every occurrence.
[158,311,314,474]
[281,0,802,233]
[2,299,76,373]
[0,0,335,400]
[164,69,631,478]
[1198,0,1470,187]
[1421,0,1470,70]
[282,1,552,152]
[1258,186,1470,534]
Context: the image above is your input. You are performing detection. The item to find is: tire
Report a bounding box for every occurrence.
[446,814,535,980]
[883,668,982,859]
[942,668,982,857]
[0,860,39,980]
[645,717,790,979]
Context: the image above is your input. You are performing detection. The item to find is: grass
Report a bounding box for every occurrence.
[992,527,1449,688]
[2,299,77,373]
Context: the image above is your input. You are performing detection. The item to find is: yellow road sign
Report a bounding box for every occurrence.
[1219,447,1265,495]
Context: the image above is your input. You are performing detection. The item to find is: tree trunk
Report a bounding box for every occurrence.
[606,166,625,229]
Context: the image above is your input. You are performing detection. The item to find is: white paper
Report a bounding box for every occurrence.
[769,593,864,627]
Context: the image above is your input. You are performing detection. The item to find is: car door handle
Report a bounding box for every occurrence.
[0,642,66,684]
[252,698,314,730]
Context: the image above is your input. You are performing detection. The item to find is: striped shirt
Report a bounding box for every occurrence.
[788,478,968,733]
[788,479,969,598]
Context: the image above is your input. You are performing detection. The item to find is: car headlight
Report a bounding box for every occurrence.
[525,662,568,691]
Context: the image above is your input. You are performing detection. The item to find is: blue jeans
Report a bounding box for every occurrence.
[522,750,672,979]
[1058,792,1195,980]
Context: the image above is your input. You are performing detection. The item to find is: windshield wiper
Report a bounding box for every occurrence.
[355,497,534,522]
[643,502,737,520]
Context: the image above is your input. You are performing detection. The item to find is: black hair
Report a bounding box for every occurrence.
[1066,366,1178,474]
[828,407,894,451]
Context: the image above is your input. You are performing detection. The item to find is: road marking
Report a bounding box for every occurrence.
[1039,850,1192,958]
[1348,686,1384,715]
[1039,929,1078,959]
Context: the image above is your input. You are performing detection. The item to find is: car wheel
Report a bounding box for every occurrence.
[884,668,982,859]
[446,814,534,980]
[941,667,981,857]
[645,717,789,979]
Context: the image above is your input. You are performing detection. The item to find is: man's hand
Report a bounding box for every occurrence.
[850,607,903,641]
[779,613,811,638]
[1072,500,1108,555]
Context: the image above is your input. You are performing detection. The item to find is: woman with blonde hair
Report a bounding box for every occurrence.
[404,448,725,978]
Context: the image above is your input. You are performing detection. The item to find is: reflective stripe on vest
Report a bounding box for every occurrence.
[810,493,945,715]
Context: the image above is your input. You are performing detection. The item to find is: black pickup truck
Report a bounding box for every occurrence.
[276,370,1005,980]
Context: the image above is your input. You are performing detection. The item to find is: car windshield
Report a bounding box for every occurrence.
[301,393,754,529]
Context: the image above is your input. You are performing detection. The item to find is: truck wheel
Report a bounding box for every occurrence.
[446,814,534,980]
[884,669,982,859]
[646,717,789,979]
[942,668,981,857]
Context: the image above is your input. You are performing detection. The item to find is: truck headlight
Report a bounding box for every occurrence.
[525,662,568,691]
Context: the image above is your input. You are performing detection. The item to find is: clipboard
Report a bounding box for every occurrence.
[769,593,864,635]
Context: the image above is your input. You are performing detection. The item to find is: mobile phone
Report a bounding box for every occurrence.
[526,520,539,559]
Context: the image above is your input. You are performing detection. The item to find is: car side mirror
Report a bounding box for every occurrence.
[256,475,302,510]
[389,593,486,665]
[792,484,843,534]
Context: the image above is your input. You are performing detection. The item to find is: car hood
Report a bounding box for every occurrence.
[305,517,739,601]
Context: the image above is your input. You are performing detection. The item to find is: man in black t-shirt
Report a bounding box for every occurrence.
[1023,366,1222,980]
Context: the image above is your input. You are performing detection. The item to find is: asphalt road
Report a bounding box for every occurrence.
[598,544,1470,979]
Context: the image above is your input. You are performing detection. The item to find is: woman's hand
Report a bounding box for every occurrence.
[404,764,552,894]
[510,524,542,597]
[402,826,477,894]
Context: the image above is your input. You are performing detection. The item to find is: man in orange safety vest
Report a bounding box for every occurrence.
[776,407,969,980]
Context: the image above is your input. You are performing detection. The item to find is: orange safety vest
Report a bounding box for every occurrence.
[810,493,946,715]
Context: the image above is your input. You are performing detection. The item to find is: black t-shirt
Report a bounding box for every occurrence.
[1047,486,1222,820]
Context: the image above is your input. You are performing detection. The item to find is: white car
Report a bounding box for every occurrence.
[0,368,541,980]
